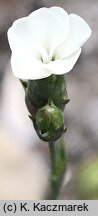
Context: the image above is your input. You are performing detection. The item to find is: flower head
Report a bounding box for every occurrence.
[7,7,91,80]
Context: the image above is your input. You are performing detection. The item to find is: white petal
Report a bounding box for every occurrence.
[8,17,30,53]
[43,49,81,75]
[11,53,51,80]
[48,7,70,58]
[56,14,91,59]
[28,7,70,61]
[8,19,51,66]
[8,7,69,63]
[69,14,92,47]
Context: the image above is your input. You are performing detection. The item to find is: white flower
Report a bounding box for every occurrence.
[7,7,91,80]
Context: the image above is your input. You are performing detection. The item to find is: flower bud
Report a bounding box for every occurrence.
[35,103,66,141]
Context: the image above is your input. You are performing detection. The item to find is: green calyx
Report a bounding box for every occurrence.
[25,75,69,118]
[21,75,69,141]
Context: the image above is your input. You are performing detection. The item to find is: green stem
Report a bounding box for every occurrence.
[47,136,66,199]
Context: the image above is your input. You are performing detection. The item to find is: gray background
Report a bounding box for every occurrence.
[0,0,97,199]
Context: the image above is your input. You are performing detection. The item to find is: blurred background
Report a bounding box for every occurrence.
[0,0,98,199]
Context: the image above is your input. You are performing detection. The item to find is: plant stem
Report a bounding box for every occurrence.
[46,136,66,199]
